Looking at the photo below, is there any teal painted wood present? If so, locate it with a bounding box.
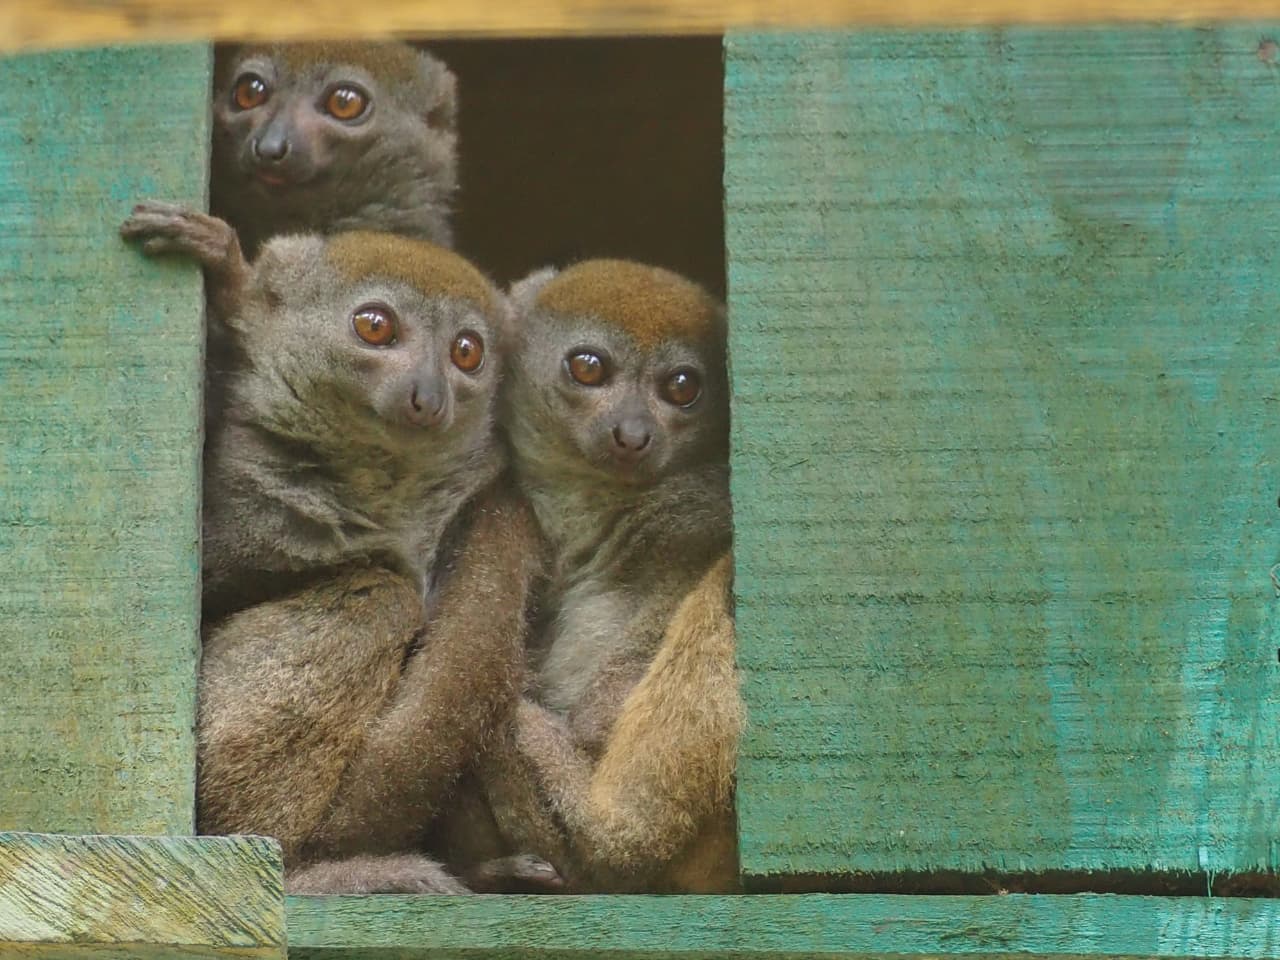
[286,892,1280,959]
[0,833,284,959]
[0,44,210,835]
[725,27,1280,879]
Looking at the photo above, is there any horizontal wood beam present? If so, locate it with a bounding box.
[286,892,1280,959]
[0,833,284,959]
[4,0,1280,53]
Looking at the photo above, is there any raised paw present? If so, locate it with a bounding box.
[120,200,243,276]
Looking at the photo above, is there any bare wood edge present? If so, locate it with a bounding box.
[0,833,285,958]
[3,0,1280,54]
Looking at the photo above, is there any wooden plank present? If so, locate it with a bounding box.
[0,44,209,835]
[285,892,1280,959]
[6,0,1280,55]
[0,833,284,959]
[725,26,1280,880]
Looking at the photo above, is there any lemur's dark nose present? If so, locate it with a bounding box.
[253,130,290,162]
[407,381,447,428]
[612,419,653,453]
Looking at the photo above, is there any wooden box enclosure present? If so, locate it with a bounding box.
[1,25,1279,959]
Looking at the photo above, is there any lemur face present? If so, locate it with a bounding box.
[212,42,455,196]
[508,260,729,486]
[234,232,503,457]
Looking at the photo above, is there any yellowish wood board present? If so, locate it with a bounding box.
[4,0,1280,53]
[0,833,284,960]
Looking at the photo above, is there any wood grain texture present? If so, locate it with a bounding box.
[6,0,1280,54]
[725,26,1280,880]
[286,892,1280,958]
[0,833,284,959]
[0,44,209,835]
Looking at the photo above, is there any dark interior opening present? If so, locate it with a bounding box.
[423,37,726,299]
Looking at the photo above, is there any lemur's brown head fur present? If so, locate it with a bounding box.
[535,260,724,351]
[272,42,426,87]
[327,232,497,314]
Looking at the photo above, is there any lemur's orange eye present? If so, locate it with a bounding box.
[325,85,368,121]
[232,74,269,111]
[662,368,702,407]
[567,351,607,386]
[450,331,485,373]
[352,304,398,346]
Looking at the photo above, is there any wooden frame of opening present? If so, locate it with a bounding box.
[2,19,1279,959]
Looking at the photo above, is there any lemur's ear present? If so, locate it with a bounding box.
[253,234,327,288]
[508,267,559,315]
[416,50,458,132]
[237,234,328,329]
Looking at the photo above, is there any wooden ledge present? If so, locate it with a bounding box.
[0,833,284,959]
[1,836,1276,958]
[286,891,1280,958]
[4,0,1280,54]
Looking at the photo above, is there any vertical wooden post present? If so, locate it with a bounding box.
[0,43,211,836]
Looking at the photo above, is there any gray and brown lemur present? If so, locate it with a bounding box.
[210,41,458,256]
[121,208,540,893]
[131,41,459,498]
[122,207,500,613]
[437,260,744,892]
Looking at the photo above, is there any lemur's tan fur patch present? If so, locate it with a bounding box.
[326,232,496,312]
[536,260,723,349]
[253,42,424,87]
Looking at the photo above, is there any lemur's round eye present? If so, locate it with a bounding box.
[352,304,398,346]
[662,368,702,407]
[232,74,269,111]
[567,351,607,386]
[451,331,485,373]
[325,85,368,121]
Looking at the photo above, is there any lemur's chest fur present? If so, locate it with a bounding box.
[536,581,640,713]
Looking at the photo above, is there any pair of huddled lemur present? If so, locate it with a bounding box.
[121,40,741,894]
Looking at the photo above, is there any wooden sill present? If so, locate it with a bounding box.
[285,891,1280,959]
[2,834,1278,958]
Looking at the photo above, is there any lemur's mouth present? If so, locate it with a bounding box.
[592,446,660,486]
[254,171,290,188]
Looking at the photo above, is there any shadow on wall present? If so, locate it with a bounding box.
[425,37,726,299]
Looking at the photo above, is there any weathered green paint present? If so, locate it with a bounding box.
[286,892,1280,959]
[725,27,1280,879]
[0,44,210,835]
[0,832,284,959]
